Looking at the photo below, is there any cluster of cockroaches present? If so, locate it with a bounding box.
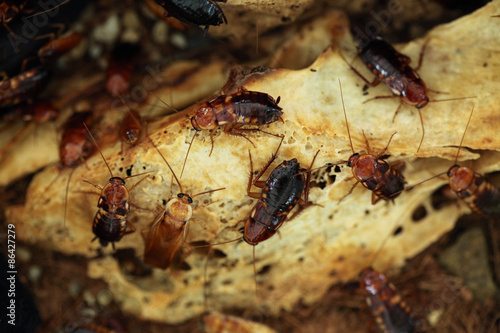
[2,1,498,332]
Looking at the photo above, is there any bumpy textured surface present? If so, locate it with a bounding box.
[5,1,500,325]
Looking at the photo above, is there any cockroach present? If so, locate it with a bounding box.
[57,111,94,230]
[142,137,224,269]
[106,42,140,98]
[0,66,50,109]
[119,109,142,146]
[83,124,150,249]
[203,137,318,297]
[0,100,58,161]
[37,32,83,64]
[190,89,283,155]
[409,106,500,216]
[243,136,318,246]
[332,80,405,204]
[154,0,227,35]
[360,267,422,333]
[342,36,474,152]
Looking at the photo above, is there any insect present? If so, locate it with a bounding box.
[342,36,473,152]
[142,137,224,269]
[0,1,28,41]
[360,267,422,333]
[410,106,500,216]
[119,109,142,147]
[0,100,58,161]
[333,80,405,205]
[243,136,318,246]
[37,32,83,64]
[0,66,51,109]
[143,0,189,31]
[204,137,319,297]
[190,89,283,155]
[82,124,150,249]
[153,0,227,35]
[106,42,140,98]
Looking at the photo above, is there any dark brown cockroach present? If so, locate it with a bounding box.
[0,100,58,161]
[142,137,224,269]
[106,42,140,98]
[332,80,405,205]
[360,267,422,333]
[342,36,474,152]
[0,66,50,109]
[243,136,318,246]
[83,124,150,249]
[203,137,319,297]
[154,0,227,35]
[190,89,283,155]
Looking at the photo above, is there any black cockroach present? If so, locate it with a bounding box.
[154,0,227,35]
[331,80,405,204]
[83,124,150,249]
[141,137,224,269]
[189,89,283,155]
[0,66,50,109]
[342,36,473,152]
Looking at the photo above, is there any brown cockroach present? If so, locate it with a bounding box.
[119,109,142,146]
[331,80,405,205]
[83,124,150,249]
[0,100,58,161]
[0,1,28,38]
[360,267,422,333]
[106,42,140,98]
[153,0,227,35]
[0,66,50,109]
[342,36,474,152]
[190,89,283,155]
[37,32,83,64]
[142,137,224,269]
[407,106,500,216]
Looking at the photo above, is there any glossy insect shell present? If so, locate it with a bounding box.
[244,159,305,246]
[92,177,130,246]
[154,0,226,27]
[348,153,405,202]
[190,91,283,131]
[0,67,51,109]
[359,37,429,108]
[120,110,141,144]
[360,267,418,333]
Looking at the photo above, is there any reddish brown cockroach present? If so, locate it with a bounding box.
[332,80,405,204]
[82,124,150,249]
[153,0,227,35]
[106,42,140,98]
[360,267,422,333]
[190,89,283,155]
[0,66,51,109]
[342,36,473,152]
[37,32,83,64]
[142,137,224,269]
